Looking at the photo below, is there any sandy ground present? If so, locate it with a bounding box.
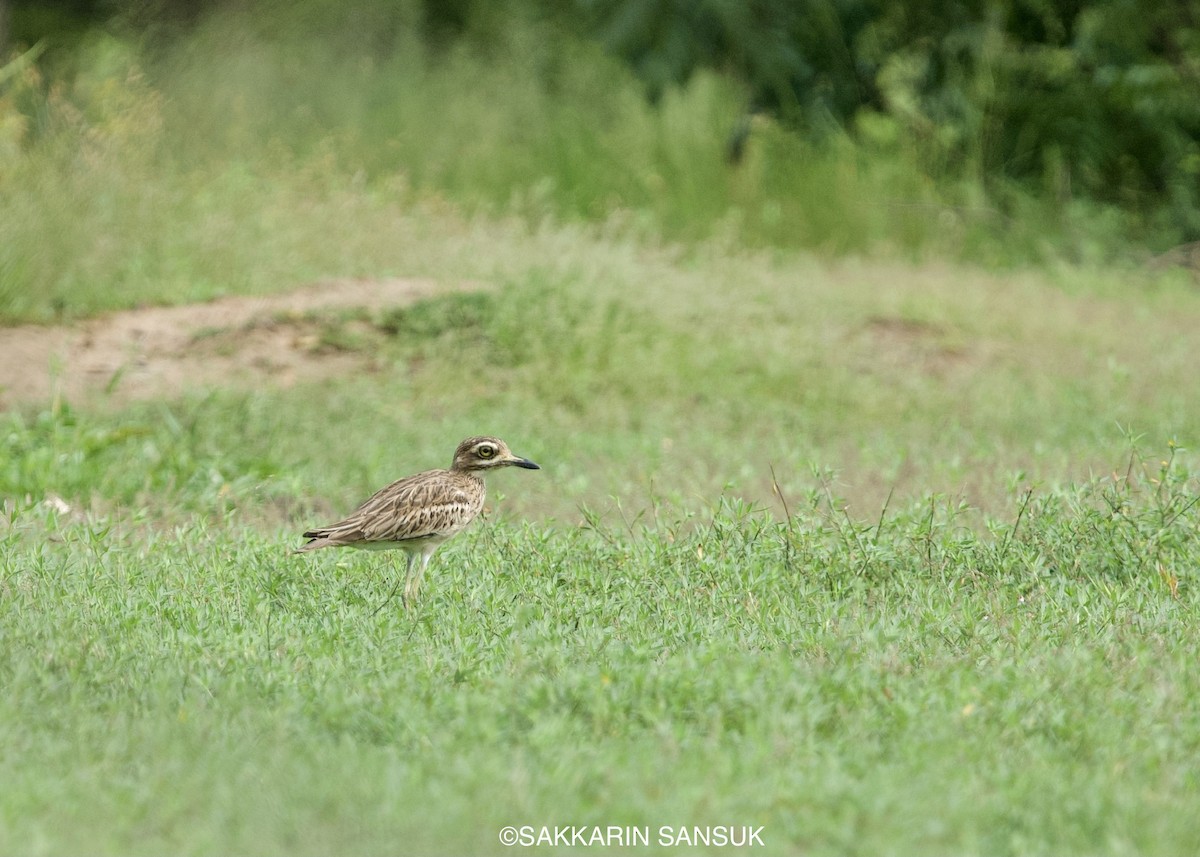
[0,277,483,410]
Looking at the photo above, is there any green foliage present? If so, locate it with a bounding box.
[576,0,878,124]
[870,1,1200,235]
[2,0,1195,324]
[574,0,1200,238]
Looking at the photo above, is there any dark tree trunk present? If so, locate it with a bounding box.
[0,0,10,57]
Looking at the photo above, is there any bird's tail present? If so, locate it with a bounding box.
[293,530,333,553]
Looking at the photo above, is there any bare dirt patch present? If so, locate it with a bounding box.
[0,277,484,410]
[849,315,974,379]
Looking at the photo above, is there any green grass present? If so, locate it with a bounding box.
[3,436,1199,855]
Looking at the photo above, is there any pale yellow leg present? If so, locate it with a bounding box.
[402,552,432,610]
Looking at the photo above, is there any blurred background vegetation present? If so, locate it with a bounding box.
[1,0,1198,321]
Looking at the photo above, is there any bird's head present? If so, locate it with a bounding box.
[450,436,540,473]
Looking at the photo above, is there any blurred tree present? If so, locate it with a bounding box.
[7,0,1199,238]
[576,0,882,126]
[573,0,1200,235]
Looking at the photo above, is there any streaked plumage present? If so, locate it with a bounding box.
[298,436,539,608]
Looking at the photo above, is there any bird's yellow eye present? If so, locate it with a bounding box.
[477,445,496,459]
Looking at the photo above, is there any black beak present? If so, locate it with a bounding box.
[513,457,540,470]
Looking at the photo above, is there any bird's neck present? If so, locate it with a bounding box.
[451,469,486,486]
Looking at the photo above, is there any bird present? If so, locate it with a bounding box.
[297,436,540,610]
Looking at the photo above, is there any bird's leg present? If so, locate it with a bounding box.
[404,552,432,610]
[401,551,421,611]
[372,552,413,617]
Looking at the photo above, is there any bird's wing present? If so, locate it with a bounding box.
[304,471,480,546]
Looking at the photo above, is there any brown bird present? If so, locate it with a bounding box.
[297,436,540,609]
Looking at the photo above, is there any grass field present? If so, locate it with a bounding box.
[2,426,1199,855]
[4,11,1200,855]
[4,225,1200,854]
